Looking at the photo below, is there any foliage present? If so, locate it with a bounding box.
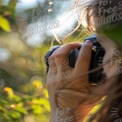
[0,0,17,32]
[0,81,50,122]
[0,1,51,122]
[0,36,51,122]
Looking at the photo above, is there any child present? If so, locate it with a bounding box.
[46,0,122,121]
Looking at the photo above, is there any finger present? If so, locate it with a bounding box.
[52,42,80,57]
[48,57,57,74]
[74,40,93,79]
[52,42,80,71]
[55,59,69,72]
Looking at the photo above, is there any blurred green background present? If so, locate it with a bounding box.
[0,0,90,122]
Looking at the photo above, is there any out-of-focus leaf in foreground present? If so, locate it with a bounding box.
[0,15,11,32]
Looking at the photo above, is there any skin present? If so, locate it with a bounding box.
[46,37,118,122]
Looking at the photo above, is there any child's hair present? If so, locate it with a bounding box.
[75,0,122,121]
[79,0,122,31]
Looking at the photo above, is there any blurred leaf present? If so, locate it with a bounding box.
[2,113,11,121]
[0,99,9,105]
[8,111,21,119]
[0,6,14,16]
[32,104,43,114]
[0,106,7,113]
[15,107,28,115]
[43,89,48,98]
[12,95,22,102]
[8,0,17,9]
[39,98,50,111]
[0,15,11,32]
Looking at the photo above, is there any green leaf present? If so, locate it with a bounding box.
[2,113,11,121]
[0,16,11,32]
[15,107,28,114]
[32,104,43,114]
[0,99,9,105]
[38,98,50,111]
[8,111,21,119]
[0,106,7,113]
